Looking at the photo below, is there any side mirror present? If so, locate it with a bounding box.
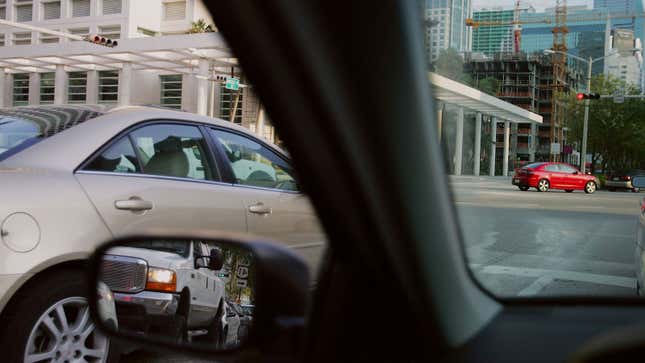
[209,247,224,270]
[89,235,309,358]
[633,176,645,188]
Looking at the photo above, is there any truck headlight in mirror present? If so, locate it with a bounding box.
[92,238,258,351]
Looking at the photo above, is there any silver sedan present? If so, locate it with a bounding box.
[0,105,325,362]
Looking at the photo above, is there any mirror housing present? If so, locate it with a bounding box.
[209,247,224,270]
[88,234,309,360]
[633,176,645,188]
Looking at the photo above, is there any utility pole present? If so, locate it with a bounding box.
[580,56,592,173]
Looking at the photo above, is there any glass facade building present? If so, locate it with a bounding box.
[422,0,472,62]
[472,9,514,56]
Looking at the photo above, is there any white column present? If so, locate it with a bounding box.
[503,121,511,177]
[454,107,464,176]
[196,59,209,116]
[0,69,6,108]
[118,63,132,106]
[436,102,443,142]
[54,65,66,104]
[529,123,537,162]
[28,73,39,105]
[474,113,482,176]
[256,105,266,138]
[86,70,98,104]
[489,117,497,176]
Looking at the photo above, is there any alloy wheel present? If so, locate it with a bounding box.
[24,297,109,363]
[586,182,596,194]
[538,180,549,192]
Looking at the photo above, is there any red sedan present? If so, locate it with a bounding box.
[512,162,599,193]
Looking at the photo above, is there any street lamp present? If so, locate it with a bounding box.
[542,48,638,173]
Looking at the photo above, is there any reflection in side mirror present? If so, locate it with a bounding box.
[633,176,645,188]
[95,239,257,351]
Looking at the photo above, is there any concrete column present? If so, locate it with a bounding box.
[118,63,133,106]
[489,117,497,176]
[86,70,98,104]
[474,113,482,176]
[454,107,464,176]
[436,102,444,142]
[196,59,209,116]
[54,65,67,104]
[28,73,39,105]
[503,121,511,177]
[256,104,266,138]
[529,123,537,162]
[0,69,6,108]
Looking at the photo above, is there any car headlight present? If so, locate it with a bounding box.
[146,267,177,292]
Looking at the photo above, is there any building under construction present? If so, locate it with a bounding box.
[464,52,583,163]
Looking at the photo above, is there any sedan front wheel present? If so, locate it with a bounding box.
[585,181,597,194]
[537,179,550,192]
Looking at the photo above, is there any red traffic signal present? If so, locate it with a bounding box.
[576,93,600,100]
[87,34,118,48]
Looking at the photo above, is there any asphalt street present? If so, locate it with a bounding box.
[452,175,642,297]
[124,176,643,361]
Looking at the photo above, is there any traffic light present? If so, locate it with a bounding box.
[85,34,118,48]
[214,75,228,82]
[576,93,600,100]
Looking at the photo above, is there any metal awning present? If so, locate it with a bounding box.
[0,32,237,77]
[430,72,543,124]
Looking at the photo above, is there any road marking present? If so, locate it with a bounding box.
[517,276,553,296]
[477,264,635,289]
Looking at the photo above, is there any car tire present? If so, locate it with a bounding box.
[537,179,550,192]
[584,181,597,194]
[206,301,225,348]
[0,269,120,363]
[519,186,529,191]
[565,190,574,193]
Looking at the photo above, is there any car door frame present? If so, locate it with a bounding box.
[76,119,227,183]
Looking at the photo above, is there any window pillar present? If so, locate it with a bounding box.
[54,65,66,104]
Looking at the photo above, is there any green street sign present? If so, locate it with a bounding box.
[225,77,240,91]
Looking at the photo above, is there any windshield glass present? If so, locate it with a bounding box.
[423,0,645,298]
[130,240,190,257]
[0,117,41,158]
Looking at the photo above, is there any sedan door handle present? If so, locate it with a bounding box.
[248,202,272,215]
[114,197,153,211]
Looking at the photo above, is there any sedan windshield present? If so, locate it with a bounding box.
[0,117,41,159]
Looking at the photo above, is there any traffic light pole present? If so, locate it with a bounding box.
[580,56,592,174]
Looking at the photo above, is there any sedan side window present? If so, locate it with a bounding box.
[560,165,577,174]
[84,136,140,174]
[210,129,298,191]
[130,124,214,180]
[544,164,560,172]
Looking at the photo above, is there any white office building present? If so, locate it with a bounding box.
[604,29,643,89]
[0,0,277,143]
[423,0,472,62]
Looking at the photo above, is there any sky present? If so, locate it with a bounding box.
[472,0,594,12]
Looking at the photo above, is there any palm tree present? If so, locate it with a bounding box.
[188,19,215,33]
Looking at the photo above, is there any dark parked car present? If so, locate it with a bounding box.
[512,162,599,193]
[606,170,645,192]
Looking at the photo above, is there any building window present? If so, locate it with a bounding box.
[13,32,31,45]
[15,2,33,22]
[13,74,29,106]
[0,34,5,46]
[42,1,60,20]
[98,70,119,104]
[0,0,6,20]
[102,0,121,14]
[68,71,87,103]
[68,27,89,41]
[160,74,182,109]
[220,86,243,124]
[72,0,91,17]
[40,72,55,104]
[163,1,186,21]
[99,25,121,39]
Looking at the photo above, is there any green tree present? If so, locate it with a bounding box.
[433,48,472,85]
[475,77,500,96]
[188,19,216,33]
[561,74,645,173]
